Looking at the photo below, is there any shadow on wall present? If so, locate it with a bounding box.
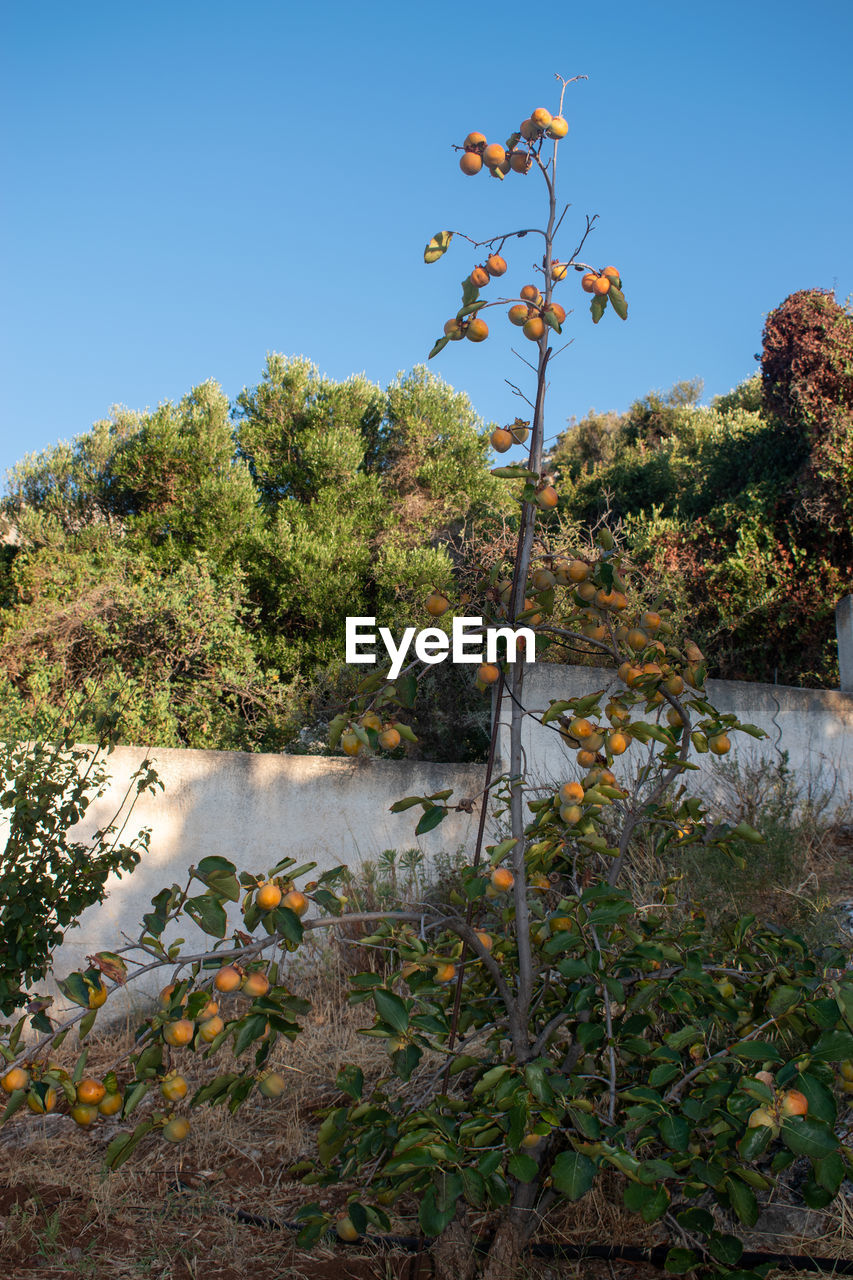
[46,748,493,1017]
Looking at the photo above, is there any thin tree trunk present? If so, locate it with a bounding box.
[432,1203,478,1280]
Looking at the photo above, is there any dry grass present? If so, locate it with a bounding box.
[2,826,852,1277]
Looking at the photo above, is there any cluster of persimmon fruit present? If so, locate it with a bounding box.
[457,107,569,178]
[0,885,307,1141]
[341,711,404,757]
[426,552,733,758]
[746,1072,809,1134]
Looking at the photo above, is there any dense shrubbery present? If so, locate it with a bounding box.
[1,362,504,757]
[2,294,849,757]
[548,289,853,687]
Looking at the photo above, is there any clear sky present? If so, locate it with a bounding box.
[2,1,851,480]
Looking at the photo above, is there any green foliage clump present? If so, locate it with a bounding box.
[549,333,852,688]
[0,712,161,1017]
[1,360,507,758]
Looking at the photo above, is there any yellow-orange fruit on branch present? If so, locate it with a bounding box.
[256,882,282,911]
[242,971,270,998]
[198,1015,225,1042]
[466,317,489,342]
[592,275,611,295]
[544,302,566,324]
[435,962,456,984]
[483,143,506,168]
[76,1078,106,1106]
[283,889,309,916]
[509,150,531,173]
[547,116,569,138]
[1,1067,29,1093]
[162,1116,190,1143]
[485,254,507,276]
[463,132,486,149]
[443,318,465,340]
[161,1072,189,1102]
[460,152,482,176]
[258,1071,287,1098]
[534,485,558,510]
[469,266,489,288]
[70,1103,99,1126]
[602,266,621,285]
[426,590,450,616]
[491,867,514,892]
[478,662,501,685]
[581,273,599,293]
[163,1018,195,1047]
[523,316,545,341]
[378,727,401,750]
[519,118,540,141]
[520,284,541,303]
[551,261,569,281]
[214,965,242,993]
[491,427,513,451]
[507,304,528,326]
[531,107,552,129]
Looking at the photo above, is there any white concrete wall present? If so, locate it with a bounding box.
[40,748,491,1015]
[21,662,853,1029]
[495,662,853,812]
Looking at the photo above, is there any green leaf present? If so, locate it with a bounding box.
[396,673,418,709]
[415,806,446,836]
[708,1232,743,1266]
[336,1064,364,1100]
[624,1181,669,1222]
[551,1150,595,1200]
[659,1113,689,1152]
[77,1010,97,1041]
[795,1071,837,1125]
[726,1176,758,1227]
[766,984,800,1016]
[728,1040,782,1062]
[490,465,539,480]
[815,1149,845,1195]
[395,722,418,743]
[810,1029,853,1061]
[184,895,227,938]
[429,335,450,360]
[103,1119,155,1170]
[424,230,453,263]
[508,1152,539,1182]
[543,309,562,334]
[780,1116,839,1159]
[461,277,479,308]
[419,1185,455,1237]
[664,1248,698,1274]
[389,795,426,813]
[373,989,409,1035]
[737,1123,772,1160]
[608,285,628,320]
[272,904,304,946]
[591,294,607,324]
[730,821,764,845]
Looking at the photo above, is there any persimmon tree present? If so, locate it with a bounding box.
[3,76,853,1280]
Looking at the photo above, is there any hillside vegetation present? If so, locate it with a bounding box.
[1,290,850,758]
[549,288,852,687]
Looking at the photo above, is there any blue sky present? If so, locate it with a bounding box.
[2,1,851,480]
